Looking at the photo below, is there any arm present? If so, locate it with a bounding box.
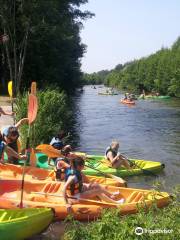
[5,145,27,160]
[62,175,75,213]
[0,107,14,116]
[15,118,29,129]
[107,151,121,165]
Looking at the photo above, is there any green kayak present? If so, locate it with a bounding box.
[34,153,165,177]
[0,208,54,240]
[143,95,171,100]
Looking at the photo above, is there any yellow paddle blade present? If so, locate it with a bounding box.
[30,148,37,167]
[36,144,62,158]
[31,82,37,95]
[8,81,13,97]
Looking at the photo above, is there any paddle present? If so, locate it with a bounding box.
[19,93,38,208]
[31,191,123,207]
[35,144,126,185]
[8,81,15,124]
[84,161,126,185]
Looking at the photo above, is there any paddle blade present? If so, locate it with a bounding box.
[36,144,62,158]
[31,82,37,95]
[8,81,13,97]
[30,148,37,167]
[28,94,38,125]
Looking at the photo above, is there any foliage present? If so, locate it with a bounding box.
[82,70,110,85]
[0,0,94,94]
[64,186,179,240]
[15,89,73,147]
[83,37,180,97]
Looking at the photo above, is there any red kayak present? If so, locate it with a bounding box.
[120,99,135,105]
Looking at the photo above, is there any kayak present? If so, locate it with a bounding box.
[0,179,170,221]
[120,99,135,105]
[139,95,171,100]
[0,208,53,240]
[98,92,118,95]
[35,153,165,177]
[0,163,126,187]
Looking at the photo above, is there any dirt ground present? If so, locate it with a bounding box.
[0,96,13,128]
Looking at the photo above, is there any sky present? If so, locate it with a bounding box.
[80,0,180,73]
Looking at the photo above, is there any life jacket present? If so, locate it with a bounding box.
[0,141,5,160]
[64,168,83,195]
[55,157,70,181]
[50,137,64,150]
[105,146,118,160]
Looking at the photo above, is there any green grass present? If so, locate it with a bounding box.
[63,185,179,240]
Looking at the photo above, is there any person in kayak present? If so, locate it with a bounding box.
[105,141,131,169]
[1,118,29,164]
[0,132,27,163]
[62,156,125,212]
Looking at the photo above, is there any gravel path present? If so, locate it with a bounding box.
[0,99,14,128]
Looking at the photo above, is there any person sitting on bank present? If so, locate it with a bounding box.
[105,141,131,169]
[0,132,27,164]
[62,156,125,213]
[1,118,29,164]
[0,107,14,117]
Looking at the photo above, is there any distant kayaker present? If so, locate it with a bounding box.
[105,141,131,169]
[0,107,14,117]
[62,156,125,213]
[0,132,27,164]
[1,118,29,164]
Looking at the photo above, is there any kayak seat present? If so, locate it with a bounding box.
[41,182,62,194]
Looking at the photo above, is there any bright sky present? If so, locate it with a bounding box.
[80,0,180,73]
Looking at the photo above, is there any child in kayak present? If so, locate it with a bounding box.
[0,132,27,163]
[105,141,131,169]
[62,156,125,212]
[1,118,29,164]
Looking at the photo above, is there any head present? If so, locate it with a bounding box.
[110,141,119,152]
[7,127,19,141]
[70,156,85,171]
[57,130,66,139]
[61,145,72,155]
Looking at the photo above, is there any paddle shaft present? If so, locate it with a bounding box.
[19,126,31,208]
[85,161,125,184]
[32,191,121,206]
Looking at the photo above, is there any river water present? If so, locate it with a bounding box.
[32,85,180,239]
[72,85,180,191]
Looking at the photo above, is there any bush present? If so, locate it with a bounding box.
[15,89,72,148]
[63,186,179,240]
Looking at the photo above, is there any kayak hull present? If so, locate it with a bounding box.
[0,180,170,221]
[0,163,126,187]
[0,208,53,240]
[34,153,165,177]
[120,99,135,105]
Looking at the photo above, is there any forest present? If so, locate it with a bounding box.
[0,0,93,95]
[83,37,180,97]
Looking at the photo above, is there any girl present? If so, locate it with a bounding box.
[62,156,124,212]
[105,141,131,169]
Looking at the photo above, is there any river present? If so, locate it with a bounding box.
[32,85,180,239]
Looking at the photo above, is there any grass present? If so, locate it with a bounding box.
[63,185,179,240]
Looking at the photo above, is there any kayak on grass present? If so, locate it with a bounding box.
[34,153,165,177]
[0,163,126,187]
[0,179,170,221]
[0,208,53,240]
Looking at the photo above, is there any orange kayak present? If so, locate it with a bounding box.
[0,163,126,187]
[0,179,170,221]
[120,99,135,105]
